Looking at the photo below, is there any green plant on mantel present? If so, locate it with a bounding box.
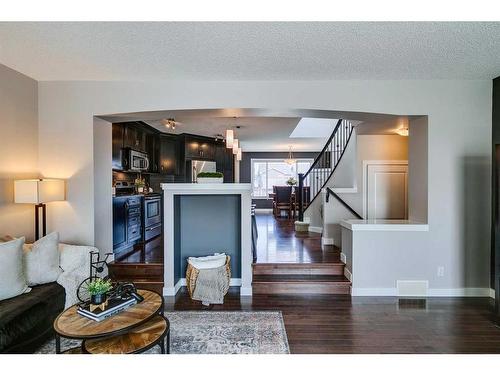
[287,177,297,186]
[86,278,112,296]
[197,172,224,178]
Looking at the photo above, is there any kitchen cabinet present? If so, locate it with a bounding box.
[159,134,179,175]
[112,196,128,251]
[215,143,234,183]
[124,123,146,152]
[146,133,160,173]
[184,135,216,160]
[112,124,125,170]
[113,195,143,256]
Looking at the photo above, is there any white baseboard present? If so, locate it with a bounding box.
[321,236,333,246]
[490,288,495,299]
[255,208,273,213]
[344,267,352,282]
[352,287,494,297]
[240,287,253,296]
[164,278,242,296]
[340,252,347,264]
[309,226,323,234]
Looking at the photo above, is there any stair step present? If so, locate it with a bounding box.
[252,274,351,295]
[252,262,344,275]
[108,262,163,279]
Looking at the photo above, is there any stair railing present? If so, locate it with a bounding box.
[325,187,363,219]
[297,119,355,221]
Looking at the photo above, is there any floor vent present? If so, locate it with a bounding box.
[397,280,428,297]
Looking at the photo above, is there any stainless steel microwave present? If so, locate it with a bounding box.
[123,148,149,172]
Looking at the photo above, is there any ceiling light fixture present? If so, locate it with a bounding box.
[396,127,409,137]
[232,139,239,155]
[237,148,242,161]
[162,118,178,130]
[226,129,234,148]
[285,146,297,165]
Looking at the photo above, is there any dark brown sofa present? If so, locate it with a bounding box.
[0,282,65,353]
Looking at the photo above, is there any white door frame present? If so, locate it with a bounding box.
[362,160,409,219]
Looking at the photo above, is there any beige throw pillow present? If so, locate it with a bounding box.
[23,232,62,286]
[0,237,30,301]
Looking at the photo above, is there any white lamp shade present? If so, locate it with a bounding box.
[236,148,242,161]
[232,139,239,154]
[14,179,65,204]
[225,129,234,148]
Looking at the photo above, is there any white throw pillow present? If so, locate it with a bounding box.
[59,243,97,273]
[188,253,227,269]
[0,237,30,301]
[23,232,62,286]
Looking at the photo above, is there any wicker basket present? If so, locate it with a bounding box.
[186,255,231,298]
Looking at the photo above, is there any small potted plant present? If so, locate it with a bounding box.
[197,172,224,184]
[134,176,146,193]
[87,278,112,305]
[286,177,297,186]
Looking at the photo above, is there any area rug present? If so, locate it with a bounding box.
[36,311,290,354]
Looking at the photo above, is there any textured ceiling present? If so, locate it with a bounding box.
[0,22,499,81]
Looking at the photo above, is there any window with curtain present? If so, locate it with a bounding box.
[251,159,313,198]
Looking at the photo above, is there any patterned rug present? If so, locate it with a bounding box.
[36,311,290,354]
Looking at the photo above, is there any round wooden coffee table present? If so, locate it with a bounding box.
[53,289,169,354]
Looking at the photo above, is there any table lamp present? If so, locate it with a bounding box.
[14,179,66,240]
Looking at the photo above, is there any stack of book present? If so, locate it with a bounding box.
[77,296,137,322]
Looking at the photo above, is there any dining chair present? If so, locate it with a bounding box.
[273,186,293,219]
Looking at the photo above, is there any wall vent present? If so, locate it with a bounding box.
[397,280,428,297]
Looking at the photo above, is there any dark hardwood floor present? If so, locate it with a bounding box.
[255,212,339,263]
[166,287,500,354]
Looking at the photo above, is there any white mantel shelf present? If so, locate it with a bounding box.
[341,219,429,232]
[161,183,253,297]
[161,183,252,193]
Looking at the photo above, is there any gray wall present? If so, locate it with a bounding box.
[0,64,38,241]
[174,194,241,284]
[240,151,318,208]
[34,79,491,293]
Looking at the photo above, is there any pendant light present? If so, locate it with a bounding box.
[285,146,296,165]
[237,148,242,161]
[225,129,234,148]
[233,139,239,154]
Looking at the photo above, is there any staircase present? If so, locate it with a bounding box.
[108,262,164,295]
[297,119,356,221]
[252,245,351,295]
[252,118,359,296]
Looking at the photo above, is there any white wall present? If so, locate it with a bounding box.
[37,80,492,292]
[408,116,428,223]
[306,133,409,242]
[0,64,38,241]
[340,134,409,217]
[93,118,113,256]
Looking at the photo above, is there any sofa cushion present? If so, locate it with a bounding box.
[23,232,62,286]
[0,282,65,353]
[0,237,30,301]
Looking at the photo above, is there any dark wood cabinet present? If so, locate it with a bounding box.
[215,143,234,183]
[159,134,179,175]
[146,133,160,173]
[123,123,146,152]
[112,124,125,170]
[184,135,216,160]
